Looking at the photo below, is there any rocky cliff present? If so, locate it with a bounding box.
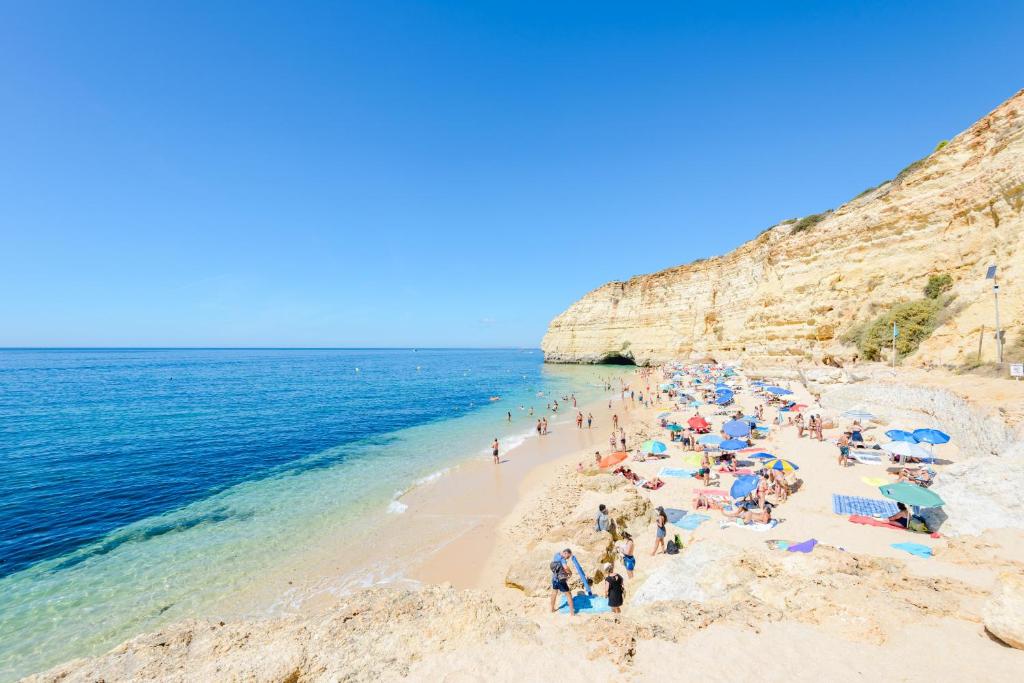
[542,90,1024,366]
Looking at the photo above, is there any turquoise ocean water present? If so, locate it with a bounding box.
[0,349,627,680]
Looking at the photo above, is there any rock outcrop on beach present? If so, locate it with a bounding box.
[542,90,1024,367]
[985,572,1024,650]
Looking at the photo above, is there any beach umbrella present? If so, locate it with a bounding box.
[912,428,950,445]
[879,482,944,508]
[689,400,703,407]
[641,440,667,454]
[680,452,703,467]
[719,438,748,451]
[730,475,760,499]
[666,424,683,432]
[598,451,629,468]
[765,386,793,396]
[688,416,709,430]
[722,419,751,437]
[790,404,809,412]
[765,458,799,472]
[715,394,733,406]
[841,409,876,421]
[697,434,723,445]
[886,429,919,443]
[748,452,776,461]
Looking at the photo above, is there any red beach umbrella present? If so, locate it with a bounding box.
[687,416,709,430]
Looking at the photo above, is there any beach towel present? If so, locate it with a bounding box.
[663,509,710,531]
[832,494,898,517]
[851,450,883,464]
[659,467,697,479]
[891,542,933,558]
[860,476,890,487]
[717,467,753,475]
[721,519,778,532]
[848,515,941,537]
[642,479,664,490]
[557,593,611,614]
[786,538,818,553]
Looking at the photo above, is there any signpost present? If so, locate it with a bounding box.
[1011,363,1023,380]
[987,265,1003,365]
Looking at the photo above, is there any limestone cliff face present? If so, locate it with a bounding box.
[542,90,1024,366]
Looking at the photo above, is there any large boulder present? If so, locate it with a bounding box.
[984,572,1024,649]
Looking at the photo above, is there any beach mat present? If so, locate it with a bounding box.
[717,467,753,475]
[832,494,898,517]
[659,467,696,478]
[848,515,940,537]
[557,593,611,614]
[851,450,883,464]
[891,542,933,558]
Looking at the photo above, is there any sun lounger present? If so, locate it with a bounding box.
[851,449,883,464]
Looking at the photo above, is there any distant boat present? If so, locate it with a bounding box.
[489,396,502,402]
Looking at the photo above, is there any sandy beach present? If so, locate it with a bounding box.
[30,362,1024,682]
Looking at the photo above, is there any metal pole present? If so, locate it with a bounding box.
[993,277,1003,365]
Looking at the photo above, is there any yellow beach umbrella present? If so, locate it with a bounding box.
[764,458,799,472]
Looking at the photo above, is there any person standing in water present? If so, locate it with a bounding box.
[492,438,499,464]
[507,411,512,422]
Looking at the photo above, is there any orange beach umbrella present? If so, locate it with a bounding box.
[599,451,629,468]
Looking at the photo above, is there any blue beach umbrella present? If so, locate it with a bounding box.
[698,434,723,446]
[690,400,703,407]
[765,458,799,472]
[666,424,683,432]
[748,452,776,461]
[765,386,793,396]
[722,419,751,437]
[719,438,748,451]
[885,429,918,443]
[730,474,760,500]
[913,428,950,445]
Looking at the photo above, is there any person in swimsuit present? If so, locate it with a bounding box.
[603,563,624,613]
[587,413,593,429]
[889,502,910,528]
[492,438,499,464]
[617,531,635,578]
[652,506,668,555]
[838,432,851,467]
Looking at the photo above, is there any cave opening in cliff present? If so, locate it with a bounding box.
[599,354,636,365]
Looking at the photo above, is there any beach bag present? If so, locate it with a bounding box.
[908,517,930,533]
[666,540,679,555]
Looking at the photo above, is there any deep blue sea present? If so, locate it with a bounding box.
[0,348,624,680]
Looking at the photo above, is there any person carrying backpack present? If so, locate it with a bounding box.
[549,549,575,615]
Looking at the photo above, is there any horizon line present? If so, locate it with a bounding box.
[0,346,542,351]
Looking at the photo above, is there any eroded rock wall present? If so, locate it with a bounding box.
[542,90,1024,366]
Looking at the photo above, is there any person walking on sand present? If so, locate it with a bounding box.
[549,550,575,615]
[652,507,668,555]
[603,563,624,613]
[612,414,619,430]
[609,432,616,450]
[576,412,583,429]
[542,417,548,435]
[492,438,499,464]
[587,412,593,429]
[838,431,852,467]
[537,419,542,437]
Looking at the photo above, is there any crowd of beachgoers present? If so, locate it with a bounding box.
[547,362,950,615]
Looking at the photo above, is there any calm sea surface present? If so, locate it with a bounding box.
[0,348,626,680]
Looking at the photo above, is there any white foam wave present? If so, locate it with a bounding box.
[387,500,408,514]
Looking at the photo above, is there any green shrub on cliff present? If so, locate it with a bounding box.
[924,273,953,299]
[844,298,946,361]
[789,211,831,235]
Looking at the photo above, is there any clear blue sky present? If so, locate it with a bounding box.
[2,1,1021,347]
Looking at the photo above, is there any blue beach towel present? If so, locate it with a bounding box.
[659,467,697,478]
[667,510,710,530]
[557,593,611,614]
[786,538,818,553]
[891,542,933,558]
[832,494,898,517]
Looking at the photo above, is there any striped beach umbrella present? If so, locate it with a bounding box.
[765,458,799,472]
[641,440,667,454]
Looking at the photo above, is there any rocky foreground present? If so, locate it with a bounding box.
[541,89,1024,367]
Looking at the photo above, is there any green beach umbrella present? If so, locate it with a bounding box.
[641,439,667,454]
[879,482,944,508]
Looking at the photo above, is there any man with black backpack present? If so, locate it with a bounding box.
[549,548,575,615]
